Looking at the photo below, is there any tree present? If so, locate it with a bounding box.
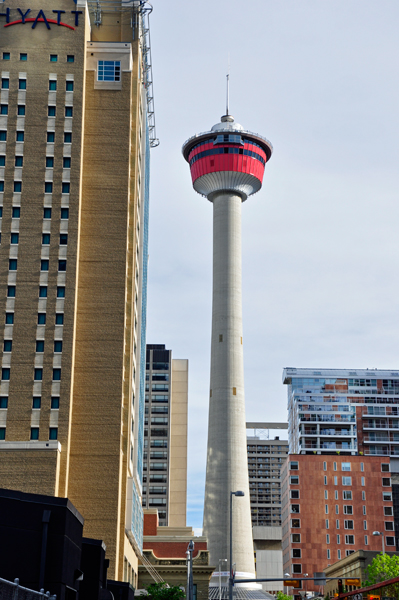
[277,591,292,600]
[144,582,186,600]
[364,553,399,598]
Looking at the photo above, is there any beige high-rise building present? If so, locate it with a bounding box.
[0,0,157,584]
[142,345,188,528]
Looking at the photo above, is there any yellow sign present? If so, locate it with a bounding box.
[346,579,361,586]
[367,596,380,600]
[284,580,301,588]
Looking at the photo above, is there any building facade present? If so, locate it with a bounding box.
[0,0,156,583]
[247,427,288,527]
[143,344,188,527]
[281,455,395,592]
[283,368,399,457]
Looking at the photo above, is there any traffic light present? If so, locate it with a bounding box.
[368,596,380,600]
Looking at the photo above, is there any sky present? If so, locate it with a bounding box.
[145,0,399,532]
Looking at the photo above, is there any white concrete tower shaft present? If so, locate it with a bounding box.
[204,191,254,575]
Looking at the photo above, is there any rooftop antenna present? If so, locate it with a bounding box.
[226,54,230,115]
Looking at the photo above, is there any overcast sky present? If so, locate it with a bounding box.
[145,0,399,531]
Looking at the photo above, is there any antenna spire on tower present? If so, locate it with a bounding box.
[226,55,230,116]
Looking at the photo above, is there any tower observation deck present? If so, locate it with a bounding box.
[182,114,273,595]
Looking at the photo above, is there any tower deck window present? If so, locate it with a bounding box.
[98,61,121,82]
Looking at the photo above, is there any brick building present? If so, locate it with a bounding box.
[281,455,394,592]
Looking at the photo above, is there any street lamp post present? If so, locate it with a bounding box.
[229,491,245,600]
[186,540,195,600]
[303,573,308,599]
[284,572,290,596]
[219,558,227,600]
[373,531,385,555]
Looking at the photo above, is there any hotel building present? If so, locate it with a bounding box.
[0,0,157,584]
[142,344,188,528]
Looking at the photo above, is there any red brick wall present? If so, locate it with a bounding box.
[281,455,393,591]
[143,541,208,559]
[144,513,158,536]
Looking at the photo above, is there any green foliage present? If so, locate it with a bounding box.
[364,553,399,597]
[144,582,186,600]
[276,591,292,600]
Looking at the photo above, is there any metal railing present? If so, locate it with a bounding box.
[0,577,56,600]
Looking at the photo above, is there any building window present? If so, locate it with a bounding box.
[44,182,53,194]
[291,490,300,499]
[3,340,12,352]
[47,132,55,143]
[49,427,58,440]
[291,534,301,543]
[9,259,17,271]
[363,506,366,515]
[365,535,368,545]
[54,341,63,353]
[61,208,69,219]
[7,286,15,297]
[45,158,54,169]
[0,156,4,166]
[345,535,355,544]
[337,534,340,544]
[0,181,4,192]
[30,428,39,440]
[10,233,19,244]
[57,286,65,298]
[16,131,24,142]
[382,478,391,487]
[291,519,300,528]
[67,55,75,63]
[0,131,6,141]
[385,522,394,531]
[292,549,301,558]
[34,368,43,381]
[17,105,25,115]
[58,260,67,272]
[12,207,20,218]
[326,519,329,529]
[341,462,351,471]
[32,397,41,409]
[15,156,23,167]
[55,313,64,325]
[344,520,354,530]
[326,534,330,544]
[291,504,300,513]
[42,233,50,245]
[64,132,72,144]
[13,182,21,193]
[53,369,61,381]
[0,397,8,409]
[5,313,14,324]
[323,462,327,471]
[18,79,26,90]
[66,80,74,91]
[292,564,301,574]
[65,107,73,117]
[63,157,71,169]
[37,314,46,325]
[384,506,393,516]
[39,286,47,298]
[0,105,8,115]
[342,477,352,486]
[36,340,44,353]
[1,368,10,381]
[97,60,120,82]
[361,477,365,486]
[62,182,70,194]
[20,53,27,61]
[48,106,56,117]
[386,537,395,546]
[324,475,327,485]
[43,207,51,219]
[334,476,338,485]
[335,505,339,514]
[290,476,299,485]
[50,54,58,62]
[338,549,341,559]
[362,491,366,500]
[327,549,330,559]
[325,505,328,514]
[343,506,353,515]
[41,260,49,271]
[49,80,57,91]
[383,492,392,501]
[325,491,328,499]
[51,397,60,409]
[1,78,9,89]
[2,53,10,60]
[382,463,390,472]
[336,520,340,529]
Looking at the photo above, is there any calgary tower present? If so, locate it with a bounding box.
[182,96,273,592]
